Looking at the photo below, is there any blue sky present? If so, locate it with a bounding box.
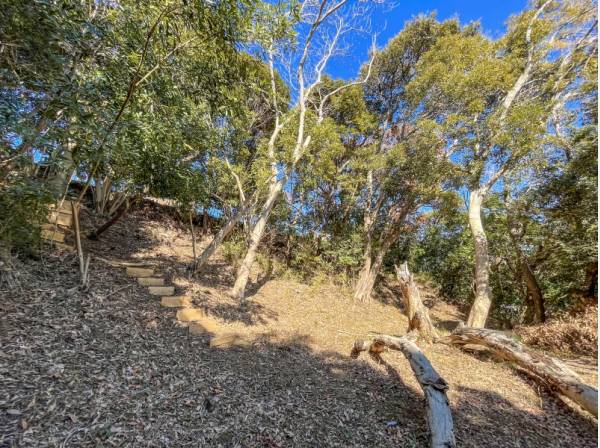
[326,0,528,80]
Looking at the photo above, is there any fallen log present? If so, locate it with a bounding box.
[443,324,597,417]
[395,262,439,341]
[352,332,456,448]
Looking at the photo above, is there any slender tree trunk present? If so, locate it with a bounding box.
[466,188,493,328]
[194,208,245,272]
[230,178,284,300]
[521,260,546,324]
[354,200,411,302]
[505,200,546,324]
[87,199,129,240]
[396,262,439,341]
[583,262,598,301]
[189,211,197,260]
[444,325,598,417]
[202,209,209,236]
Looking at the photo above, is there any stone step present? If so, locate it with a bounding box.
[126,267,154,277]
[209,332,255,348]
[161,296,192,308]
[41,229,65,243]
[176,308,206,322]
[50,200,74,214]
[48,211,73,227]
[148,286,175,296]
[189,318,219,335]
[138,277,164,286]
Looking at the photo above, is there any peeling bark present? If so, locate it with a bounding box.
[444,325,598,417]
[351,332,456,448]
[466,188,493,328]
[395,262,439,341]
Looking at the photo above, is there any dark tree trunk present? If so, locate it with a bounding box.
[88,199,129,240]
[521,260,546,324]
[202,209,209,236]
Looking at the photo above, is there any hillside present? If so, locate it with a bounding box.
[1,207,596,447]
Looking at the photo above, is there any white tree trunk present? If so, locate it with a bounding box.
[466,188,493,328]
[230,178,284,300]
[445,325,598,417]
[351,333,456,448]
[194,207,245,272]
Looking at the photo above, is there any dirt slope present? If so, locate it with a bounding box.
[0,207,597,447]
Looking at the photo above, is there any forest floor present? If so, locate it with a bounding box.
[0,202,597,447]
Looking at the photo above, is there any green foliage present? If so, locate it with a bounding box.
[0,177,53,255]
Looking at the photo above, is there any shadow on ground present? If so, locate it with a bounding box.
[1,252,597,448]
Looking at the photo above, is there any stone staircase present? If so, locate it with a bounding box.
[125,266,251,347]
[41,200,75,250]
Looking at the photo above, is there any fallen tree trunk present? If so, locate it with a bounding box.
[395,262,439,341]
[352,332,456,448]
[443,325,597,417]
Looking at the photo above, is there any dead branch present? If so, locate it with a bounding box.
[442,324,597,417]
[351,332,456,448]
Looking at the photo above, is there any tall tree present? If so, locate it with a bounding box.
[410,0,596,327]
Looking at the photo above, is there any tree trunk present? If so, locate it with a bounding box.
[505,201,546,324]
[396,262,439,341]
[444,325,598,417]
[583,262,598,301]
[47,141,75,199]
[230,178,284,300]
[466,188,493,328]
[354,257,375,301]
[354,201,376,301]
[354,199,413,302]
[193,208,245,272]
[521,260,546,324]
[87,199,129,240]
[189,211,197,260]
[351,333,456,448]
[202,209,210,236]
[354,242,391,301]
